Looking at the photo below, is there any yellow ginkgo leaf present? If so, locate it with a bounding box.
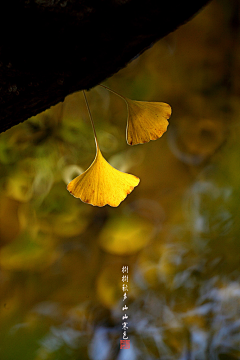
[67,146,140,207]
[126,99,171,145]
[99,85,171,146]
[67,90,140,207]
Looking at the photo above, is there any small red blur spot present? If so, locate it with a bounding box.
[120,340,130,349]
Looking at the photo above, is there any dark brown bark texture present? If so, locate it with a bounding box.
[0,0,209,133]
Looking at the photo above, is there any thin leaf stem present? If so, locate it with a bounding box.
[83,90,99,149]
[99,84,127,102]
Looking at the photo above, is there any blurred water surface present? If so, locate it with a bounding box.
[1,0,240,359]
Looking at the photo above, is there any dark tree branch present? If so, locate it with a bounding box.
[0,0,210,133]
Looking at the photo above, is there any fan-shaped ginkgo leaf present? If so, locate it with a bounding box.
[126,99,171,145]
[67,146,140,207]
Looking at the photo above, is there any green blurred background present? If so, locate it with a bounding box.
[1,0,240,358]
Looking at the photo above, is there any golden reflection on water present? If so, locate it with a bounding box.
[1,0,240,359]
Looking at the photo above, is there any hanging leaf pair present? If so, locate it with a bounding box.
[67,87,171,207]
